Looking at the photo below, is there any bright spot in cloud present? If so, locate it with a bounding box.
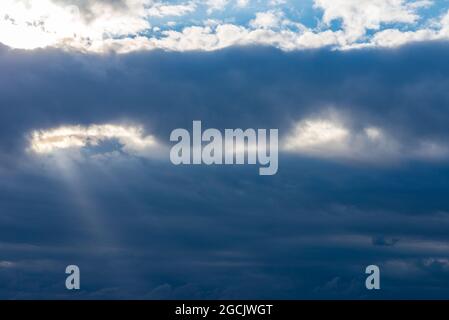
[283,113,449,163]
[0,0,151,50]
[282,115,397,160]
[29,124,159,158]
[364,126,383,140]
[283,118,350,152]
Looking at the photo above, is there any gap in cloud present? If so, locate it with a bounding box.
[28,123,165,161]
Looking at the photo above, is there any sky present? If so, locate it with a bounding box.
[2,0,449,299]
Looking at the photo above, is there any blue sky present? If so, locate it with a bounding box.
[2,1,449,299]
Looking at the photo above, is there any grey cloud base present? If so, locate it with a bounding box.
[1,42,449,298]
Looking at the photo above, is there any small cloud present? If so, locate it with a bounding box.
[249,11,283,29]
[283,118,350,153]
[269,0,287,6]
[0,261,16,268]
[423,258,449,272]
[205,0,229,14]
[372,236,400,247]
[147,2,197,18]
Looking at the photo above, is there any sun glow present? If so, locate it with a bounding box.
[283,118,350,152]
[0,0,150,50]
[29,124,157,155]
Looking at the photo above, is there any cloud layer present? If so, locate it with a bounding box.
[2,0,449,53]
[1,42,449,298]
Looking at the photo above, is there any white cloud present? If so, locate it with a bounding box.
[206,0,229,14]
[314,0,431,43]
[236,0,250,8]
[146,23,345,52]
[131,4,449,52]
[0,0,448,53]
[269,0,287,6]
[366,28,437,47]
[29,124,162,159]
[249,11,283,29]
[147,2,197,17]
[282,111,449,163]
[284,119,350,153]
[0,0,152,50]
[342,8,449,49]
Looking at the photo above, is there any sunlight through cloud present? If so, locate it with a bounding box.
[29,123,160,158]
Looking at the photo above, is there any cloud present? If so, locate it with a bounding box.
[345,8,449,49]
[206,0,229,14]
[249,11,283,29]
[235,0,249,8]
[424,258,449,271]
[372,236,400,246]
[282,115,401,161]
[314,0,431,42]
[282,108,449,163]
[0,261,15,268]
[145,23,344,52]
[3,42,449,164]
[147,1,197,18]
[2,43,449,298]
[0,0,151,50]
[28,123,163,159]
[0,0,448,53]
[283,117,350,153]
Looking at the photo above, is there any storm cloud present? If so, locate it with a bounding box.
[1,41,449,298]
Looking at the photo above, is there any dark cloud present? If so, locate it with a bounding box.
[1,42,449,298]
[372,236,400,247]
[3,42,449,154]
